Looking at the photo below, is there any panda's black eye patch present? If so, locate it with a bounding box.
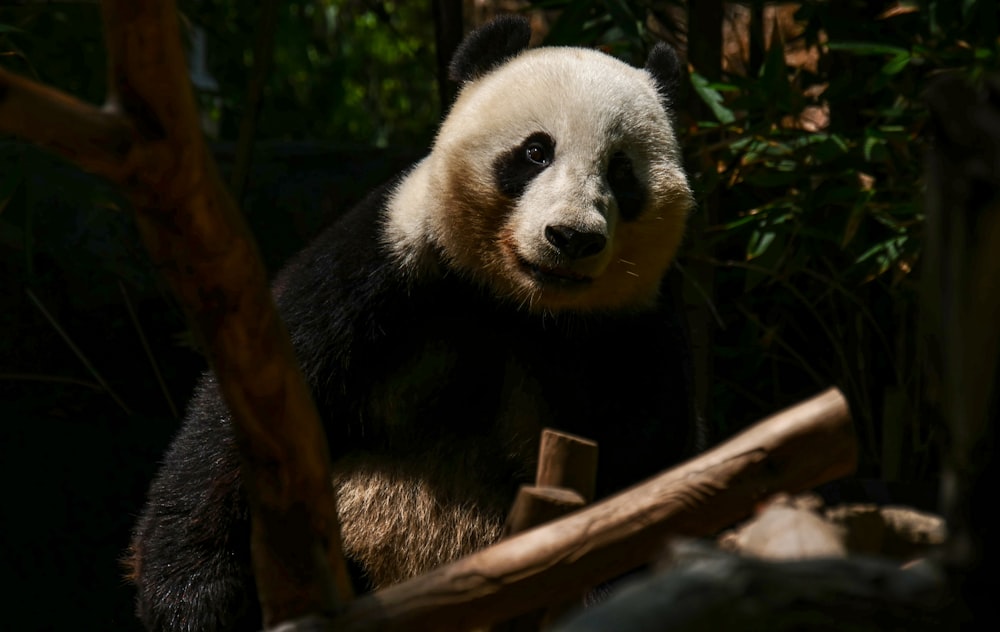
[608,150,645,221]
[494,132,555,199]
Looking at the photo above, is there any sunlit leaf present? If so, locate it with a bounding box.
[690,71,735,124]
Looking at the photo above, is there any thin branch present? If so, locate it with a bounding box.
[0,373,103,391]
[25,288,132,415]
[118,280,179,419]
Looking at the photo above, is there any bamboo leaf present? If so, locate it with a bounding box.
[690,71,736,124]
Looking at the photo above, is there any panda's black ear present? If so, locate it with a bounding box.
[645,42,683,113]
[448,15,532,84]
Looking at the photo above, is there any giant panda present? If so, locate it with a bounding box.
[128,15,697,632]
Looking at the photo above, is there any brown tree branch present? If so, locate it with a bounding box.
[335,387,856,631]
[2,1,354,626]
[0,66,134,180]
[99,1,354,625]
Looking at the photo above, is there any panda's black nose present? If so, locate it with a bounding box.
[544,224,607,259]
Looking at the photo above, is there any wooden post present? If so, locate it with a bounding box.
[494,429,598,631]
[535,429,599,502]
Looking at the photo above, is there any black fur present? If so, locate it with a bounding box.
[644,42,683,114]
[448,14,532,84]
[130,179,695,631]
[607,151,645,222]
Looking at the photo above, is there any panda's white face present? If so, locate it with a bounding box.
[386,46,691,313]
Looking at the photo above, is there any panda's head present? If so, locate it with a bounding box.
[386,16,692,313]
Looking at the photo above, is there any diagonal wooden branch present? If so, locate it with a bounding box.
[1,1,353,626]
[335,388,856,632]
[0,67,134,180]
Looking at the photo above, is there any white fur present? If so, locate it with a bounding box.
[386,46,692,312]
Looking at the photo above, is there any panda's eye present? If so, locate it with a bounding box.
[494,132,555,199]
[525,143,550,166]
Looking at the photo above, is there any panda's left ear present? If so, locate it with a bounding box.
[449,15,532,84]
[644,42,683,113]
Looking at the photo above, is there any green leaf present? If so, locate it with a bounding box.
[855,235,908,277]
[0,24,24,35]
[545,0,602,45]
[747,228,777,260]
[717,215,760,231]
[605,0,642,41]
[690,71,735,124]
[811,135,850,163]
[881,51,912,75]
[863,134,888,162]
[827,42,909,57]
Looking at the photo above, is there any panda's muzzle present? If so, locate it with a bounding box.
[509,224,608,286]
[544,224,607,260]
[517,255,594,286]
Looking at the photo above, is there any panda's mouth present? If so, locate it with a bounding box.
[517,256,594,286]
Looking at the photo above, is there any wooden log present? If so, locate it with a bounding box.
[335,387,856,631]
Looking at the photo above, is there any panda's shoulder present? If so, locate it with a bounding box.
[273,177,405,304]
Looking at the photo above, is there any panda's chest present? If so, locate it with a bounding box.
[364,321,550,443]
[363,312,633,448]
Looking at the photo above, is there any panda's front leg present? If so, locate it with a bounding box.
[128,379,261,632]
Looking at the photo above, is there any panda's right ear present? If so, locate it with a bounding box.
[448,15,532,84]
